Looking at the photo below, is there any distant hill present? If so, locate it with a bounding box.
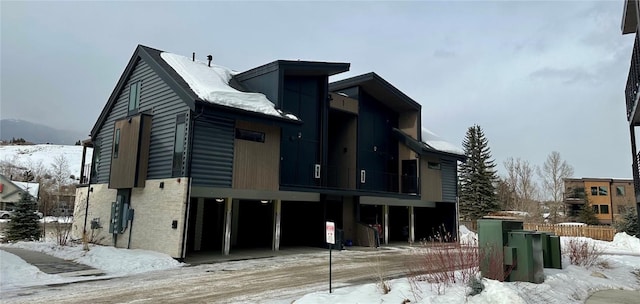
[0,119,88,145]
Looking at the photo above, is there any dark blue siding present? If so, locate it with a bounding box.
[190,114,235,187]
[357,91,398,192]
[441,159,457,202]
[237,69,279,107]
[280,76,321,187]
[94,57,190,183]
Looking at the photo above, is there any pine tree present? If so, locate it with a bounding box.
[614,207,638,236]
[578,197,599,226]
[5,192,42,241]
[459,125,499,221]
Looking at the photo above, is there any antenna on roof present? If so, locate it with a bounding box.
[207,55,213,67]
[192,52,195,62]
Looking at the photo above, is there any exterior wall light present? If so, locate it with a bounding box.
[215,198,224,203]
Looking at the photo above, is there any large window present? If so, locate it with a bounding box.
[113,129,121,159]
[616,186,626,196]
[590,186,608,196]
[172,114,186,177]
[128,81,141,114]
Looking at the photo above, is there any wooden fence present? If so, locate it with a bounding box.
[523,224,616,241]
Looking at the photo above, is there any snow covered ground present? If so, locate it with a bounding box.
[0,144,92,181]
[0,227,638,303]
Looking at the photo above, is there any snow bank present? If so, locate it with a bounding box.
[161,52,297,120]
[459,225,478,245]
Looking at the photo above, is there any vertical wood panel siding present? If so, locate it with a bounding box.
[441,159,457,202]
[421,157,443,202]
[191,114,235,187]
[232,121,280,190]
[94,58,189,183]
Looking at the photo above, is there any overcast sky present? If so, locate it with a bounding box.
[1,1,635,185]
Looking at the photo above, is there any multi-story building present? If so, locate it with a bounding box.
[563,178,634,225]
[72,45,465,259]
[620,0,640,232]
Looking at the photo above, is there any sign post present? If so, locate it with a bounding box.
[326,221,335,293]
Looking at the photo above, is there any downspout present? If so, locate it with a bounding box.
[179,107,202,259]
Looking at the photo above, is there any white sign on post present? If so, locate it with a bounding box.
[326,221,335,244]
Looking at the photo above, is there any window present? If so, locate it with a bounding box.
[600,205,609,214]
[128,81,141,114]
[90,140,100,182]
[172,114,186,177]
[598,186,608,196]
[113,129,121,158]
[592,205,599,214]
[428,162,441,170]
[590,186,608,196]
[616,186,625,196]
[235,128,265,143]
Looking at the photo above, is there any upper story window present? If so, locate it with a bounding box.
[113,129,121,158]
[128,81,141,114]
[172,114,186,177]
[90,140,100,182]
[616,186,625,196]
[236,128,265,143]
[590,186,608,196]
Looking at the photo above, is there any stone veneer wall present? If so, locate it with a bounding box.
[72,178,189,258]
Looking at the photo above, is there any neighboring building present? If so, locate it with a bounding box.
[0,173,39,212]
[621,1,640,232]
[72,45,465,259]
[563,178,634,225]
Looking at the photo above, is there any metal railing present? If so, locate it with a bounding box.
[79,163,91,184]
[625,31,640,121]
[634,152,640,198]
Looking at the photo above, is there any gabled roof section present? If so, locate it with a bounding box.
[91,45,199,138]
[91,45,304,138]
[329,73,421,112]
[234,60,350,81]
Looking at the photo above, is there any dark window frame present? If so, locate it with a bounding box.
[128,81,141,115]
[235,128,265,143]
[113,128,121,159]
[616,186,625,196]
[592,205,599,214]
[598,186,608,196]
[599,205,609,214]
[427,162,441,170]
[172,114,186,177]
[590,186,598,196]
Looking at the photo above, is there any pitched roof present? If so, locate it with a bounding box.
[91,45,306,138]
[329,72,421,112]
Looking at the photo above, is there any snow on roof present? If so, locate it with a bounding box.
[160,52,298,121]
[421,127,464,156]
[12,181,39,199]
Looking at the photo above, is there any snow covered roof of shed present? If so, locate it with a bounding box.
[160,52,298,121]
[421,128,465,157]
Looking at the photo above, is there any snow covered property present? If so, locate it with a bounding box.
[72,45,465,259]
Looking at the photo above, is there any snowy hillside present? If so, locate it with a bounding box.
[0,145,92,180]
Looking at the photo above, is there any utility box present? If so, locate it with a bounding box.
[540,233,562,269]
[507,231,545,283]
[477,219,523,281]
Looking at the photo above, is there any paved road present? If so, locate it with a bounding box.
[2,247,422,303]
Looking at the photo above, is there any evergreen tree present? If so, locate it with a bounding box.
[614,207,638,236]
[459,125,500,221]
[5,192,42,241]
[578,199,599,225]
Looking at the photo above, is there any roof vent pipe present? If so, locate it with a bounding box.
[192,52,195,61]
[207,55,212,67]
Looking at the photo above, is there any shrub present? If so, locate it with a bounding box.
[564,239,603,268]
[614,207,639,236]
